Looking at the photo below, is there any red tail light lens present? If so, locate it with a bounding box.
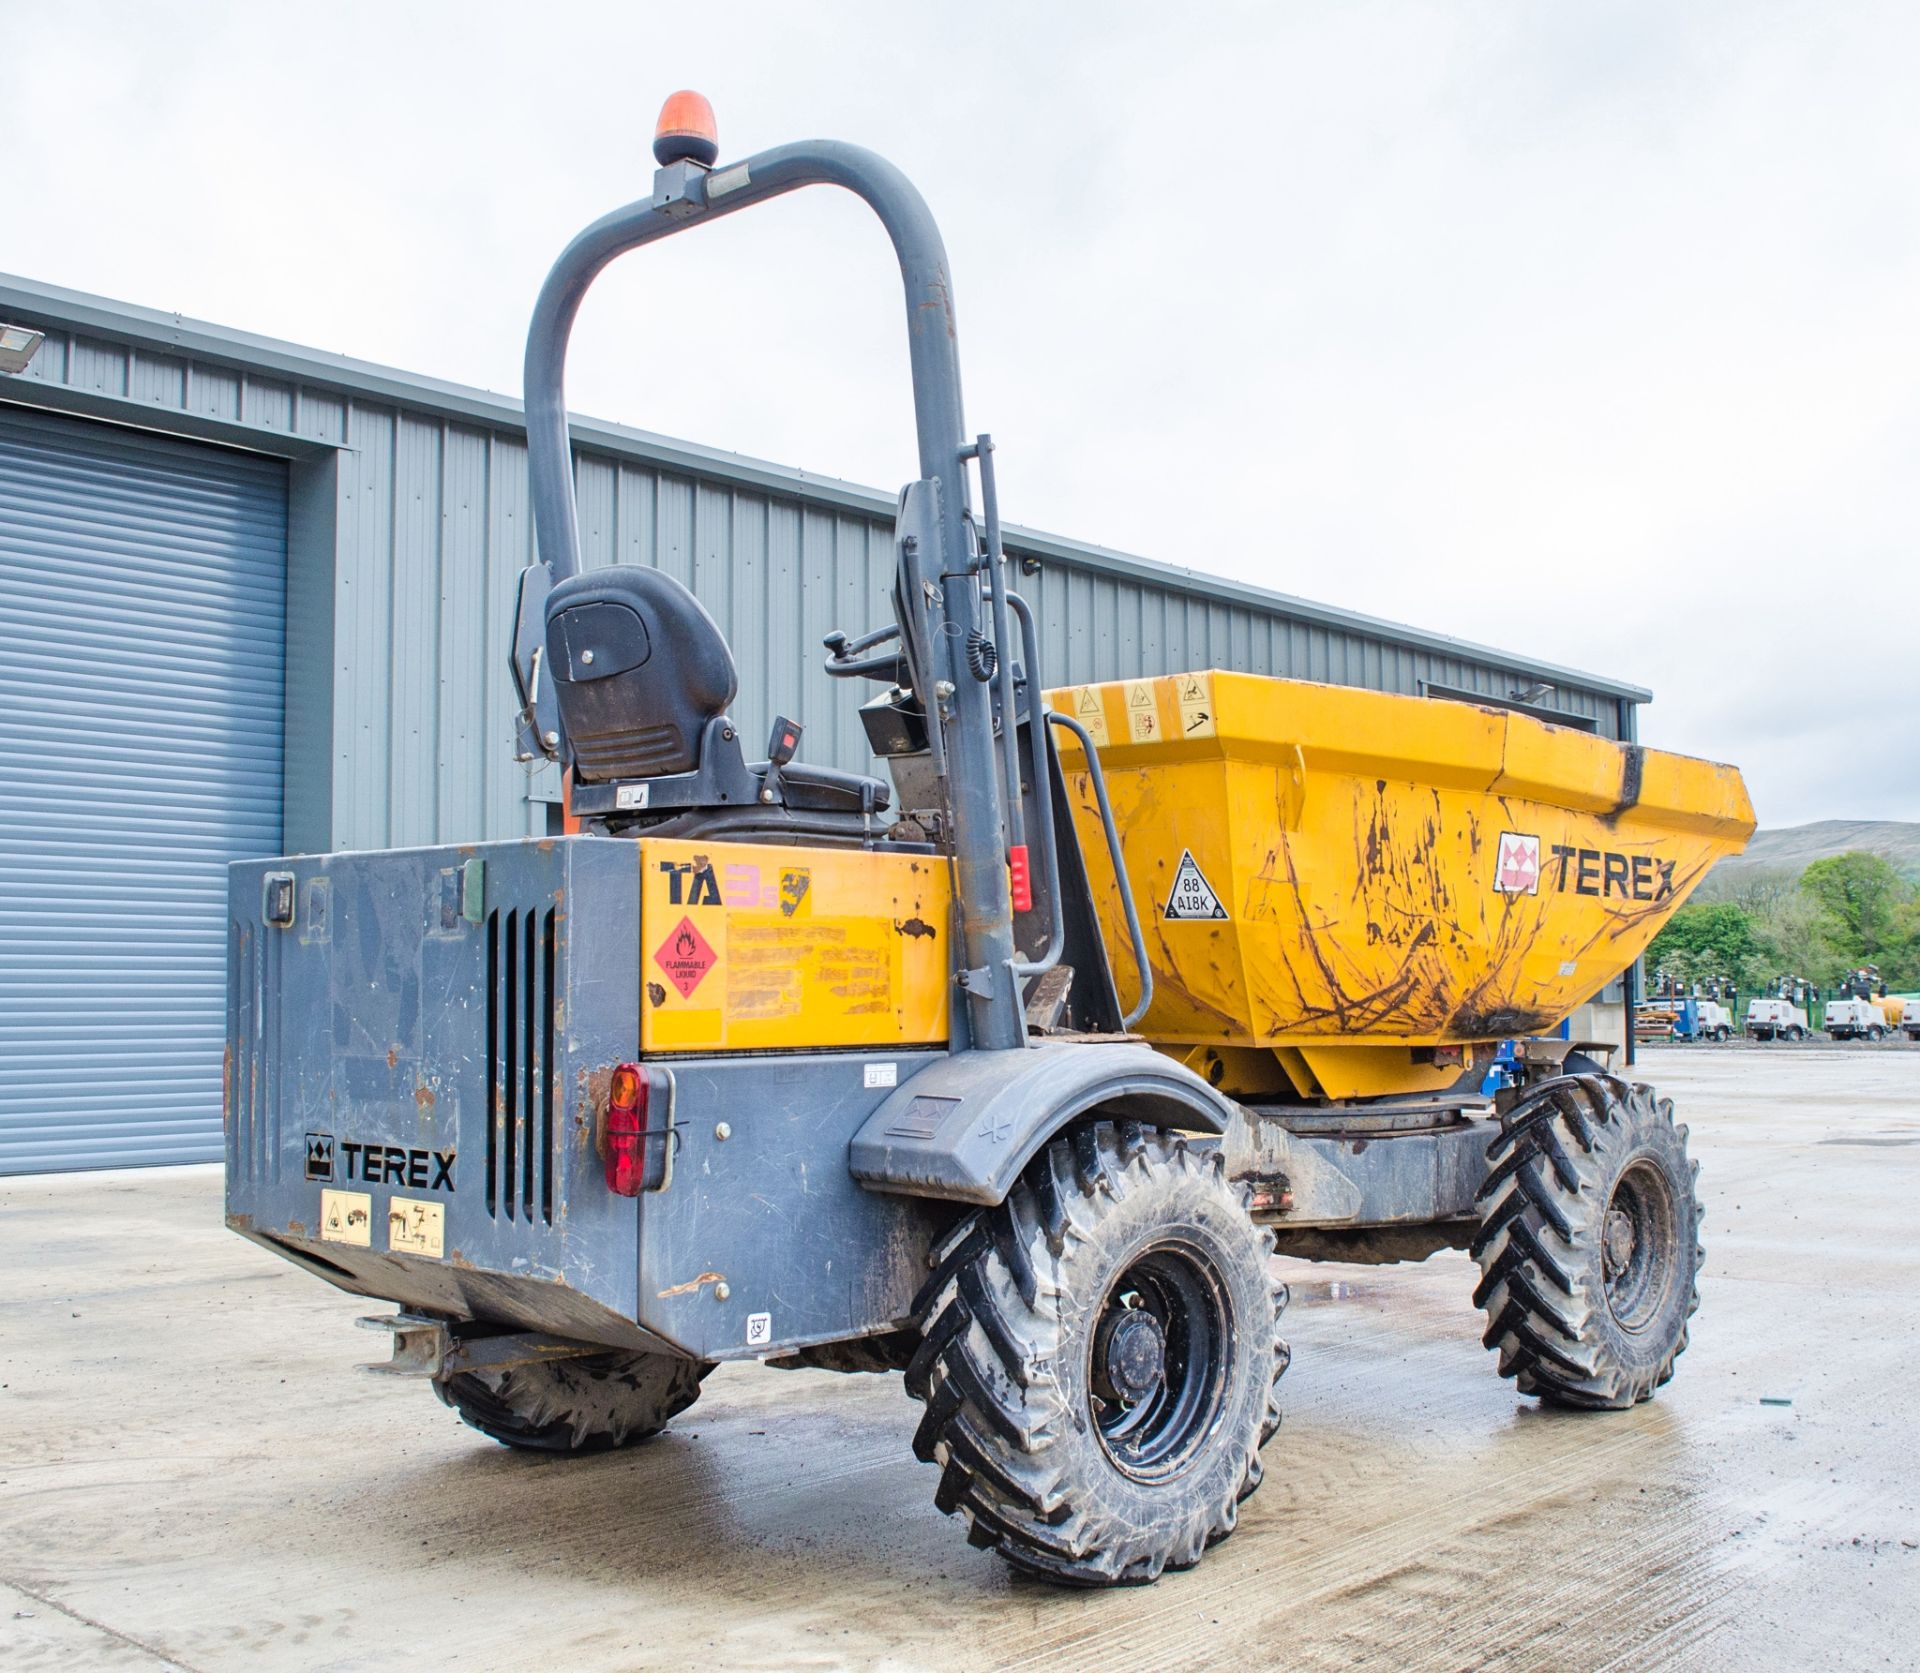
[606,1062,650,1197]
[1008,844,1033,912]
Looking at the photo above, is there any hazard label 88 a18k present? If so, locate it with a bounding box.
[1164,849,1229,920]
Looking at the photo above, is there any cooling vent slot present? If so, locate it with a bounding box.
[227,918,282,1184]
[486,906,558,1222]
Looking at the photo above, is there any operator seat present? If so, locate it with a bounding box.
[544,565,888,819]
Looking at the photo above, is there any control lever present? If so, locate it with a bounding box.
[823,622,908,682]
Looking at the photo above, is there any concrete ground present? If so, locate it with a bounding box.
[2,1048,1916,1672]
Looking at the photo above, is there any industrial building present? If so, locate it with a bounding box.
[0,274,1650,1174]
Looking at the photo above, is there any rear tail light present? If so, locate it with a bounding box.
[1008,844,1032,912]
[605,1062,671,1196]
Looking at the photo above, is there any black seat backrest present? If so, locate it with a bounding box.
[545,566,737,782]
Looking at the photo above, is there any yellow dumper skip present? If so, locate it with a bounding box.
[1051,671,1754,1100]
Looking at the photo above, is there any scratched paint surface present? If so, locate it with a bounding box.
[1052,672,1754,1075]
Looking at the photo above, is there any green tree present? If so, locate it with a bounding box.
[1881,894,1920,989]
[1799,852,1912,960]
[1751,892,1845,988]
[1650,850,1920,997]
[1648,901,1760,978]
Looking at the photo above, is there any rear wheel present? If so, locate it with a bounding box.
[1473,1074,1701,1409]
[1787,1025,1806,1042]
[437,1350,708,1452]
[1869,1025,1886,1043]
[905,1122,1287,1586]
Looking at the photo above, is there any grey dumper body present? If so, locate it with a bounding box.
[225,837,1494,1366]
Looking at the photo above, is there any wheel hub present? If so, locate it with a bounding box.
[1086,1241,1233,1484]
[1094,1306,1167,1405]
[1603,1206,1636,1278]
[1602,1159,1680,1332]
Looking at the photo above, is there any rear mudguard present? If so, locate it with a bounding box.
[848,1040,1233,1204]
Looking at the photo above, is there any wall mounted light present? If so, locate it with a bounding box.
[0,324,46,374]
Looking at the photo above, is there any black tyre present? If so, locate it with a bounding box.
[1787,1025,1805,1042]
[905,1122,1287,1586]
[1716,1026,1732,1043]
[1869,1026,1885,1043]
[1472,1074,1701,1410]
[437,1350,708,1453]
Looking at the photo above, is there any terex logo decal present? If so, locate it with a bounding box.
[1493,837,1676,903]
[1493,832,1541,895]
[344,1141,456,1191]
[1550,845,1675,902]
[307,1131,454,1191]
[305,1132,334,1181]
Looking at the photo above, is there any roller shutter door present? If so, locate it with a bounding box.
[0,406,288,1173]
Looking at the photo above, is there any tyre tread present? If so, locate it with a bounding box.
[905,1121,1289,1585]
[1473,1072,1703,1409]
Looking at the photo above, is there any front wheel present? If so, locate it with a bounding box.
[1869,1026,1886,1042]
[905,1122,1288,1586]
[1473,1074,1702,1409]
[436,1349,708,1452]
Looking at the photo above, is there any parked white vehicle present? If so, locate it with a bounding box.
[1693,1000,1736,1042]
[1745,998,1810,1042]
[1904,999,1920,1043]
[1823,997,1887,1042]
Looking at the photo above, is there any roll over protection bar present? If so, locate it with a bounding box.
[519,132,1026,1051]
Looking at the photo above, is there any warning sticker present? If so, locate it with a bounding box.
[387,1196,444,1259]
[653,915,718,1000]
[727,918,893,1021]
[1164,849,1229,920]
[1176,673,1216,739]
[1067,685,1110,748]
[1126,680,1161,743]
[320,1188,372,1248]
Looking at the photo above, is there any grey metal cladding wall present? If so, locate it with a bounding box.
[1015,561,1618,734]
[0,406,287,1173]
[571,455,898,779]
[2,294,1634,866]
[329,410,547,853]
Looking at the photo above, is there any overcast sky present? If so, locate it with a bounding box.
[5,0,1914,828]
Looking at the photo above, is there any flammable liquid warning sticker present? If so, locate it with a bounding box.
[320,1188,372,1248]
[1176,672,1216,739]
[388,1196,444,1259]
[1065,685,1110,748]
[654,914,719,999]
[1164,849,1229,920]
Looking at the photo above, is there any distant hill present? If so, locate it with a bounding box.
[1712,820,1920,883]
